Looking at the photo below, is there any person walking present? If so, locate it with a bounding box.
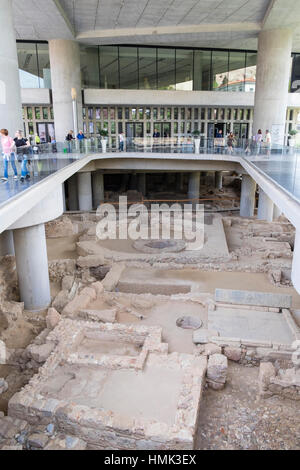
[265,129,272,157]
[0,129,18,181]
[215,128,223,154]
[119,132,124,151]
[254,129,263,155]
[77,130,85,152]
[66,130,75,153]
[14,130,31,182]
[227,132,235,155]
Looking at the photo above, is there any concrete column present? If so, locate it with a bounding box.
[49,40,83,142]
[215,171,223,190]
[0,0,23,134]
[92,171,104,208]
[291,230,300,294]
[62,183,66,212]
[138,173,146,196]
[13,224,51,311]
[188,172,200,202]
[67,175,78,211]
[273,205,282,220]
[257,189,274,222]
[0,230,14,256]
[240,175,256,217]
[253,29,292,145]
[78,172,93,211]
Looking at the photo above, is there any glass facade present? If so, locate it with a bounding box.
[80,45,258,92]
[16,41,300,94]
[291,53,300,92]
[17,42,51,88]
[78,45,253,91]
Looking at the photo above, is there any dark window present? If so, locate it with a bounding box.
[99,46,119,89]
[119,47,138,89]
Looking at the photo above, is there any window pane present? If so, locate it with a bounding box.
[139,47,157,89]
[96,108,101,119]
[119,47,138,89]
[80,45,100,88]
[212,50,229,91]
[157,49,175,90]
[37,43,51,88]
[228,51,246,92]
[35,107,41,119]
[42,107,48,119]
[194,50,211,91]
[27,107,33,120]
[17,42,39,88]
[100,46,119,89]
[176,49,193,90]
[245,52,257,93]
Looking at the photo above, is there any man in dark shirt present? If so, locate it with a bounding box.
[14,131,31,182]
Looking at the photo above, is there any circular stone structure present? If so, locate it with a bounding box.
[176,316,203,330]
[133,239,186,254]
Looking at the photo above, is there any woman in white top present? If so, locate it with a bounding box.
[265,130,272,156]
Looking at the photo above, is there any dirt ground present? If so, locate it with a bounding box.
[196,362,300,450]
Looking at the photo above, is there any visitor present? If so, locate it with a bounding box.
[215,129,223,154]
[14,130,31,182]
[119,132,124,151]
[254,129,263,155]
[265,129,272,157]
[0,129,18,182]
[153,130,160,138]
[77,130,85,152]
[33,134,41,155]
[227,132,235,155]
[66,130,75,153]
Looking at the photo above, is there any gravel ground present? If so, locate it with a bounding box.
[196,362,300,450]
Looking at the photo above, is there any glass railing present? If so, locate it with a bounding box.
[1,138,300,207]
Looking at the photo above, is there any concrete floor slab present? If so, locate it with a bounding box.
[209,307,295,344]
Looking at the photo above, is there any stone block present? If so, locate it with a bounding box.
[207,353,227,385]
[203,343,222,356]
[215,288,292,309]
[102,263,125,292]
[193,329,219,344]
[46,308,61,330]
[79,308,117,323]
[259,362,275,390]
[77,255,105,268]
[27,342,55,363]
[27,432,49,449]
[62,294,92,316]
[62,275,75,291]
[224,347,242,362]
[52,290,69,313]
[91,281,104,296]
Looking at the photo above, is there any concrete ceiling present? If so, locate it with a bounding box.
[12,0,300,52]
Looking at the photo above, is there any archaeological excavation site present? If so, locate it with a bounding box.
[0,171,299,451]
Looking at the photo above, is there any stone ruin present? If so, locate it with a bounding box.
[8,319,207,450]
